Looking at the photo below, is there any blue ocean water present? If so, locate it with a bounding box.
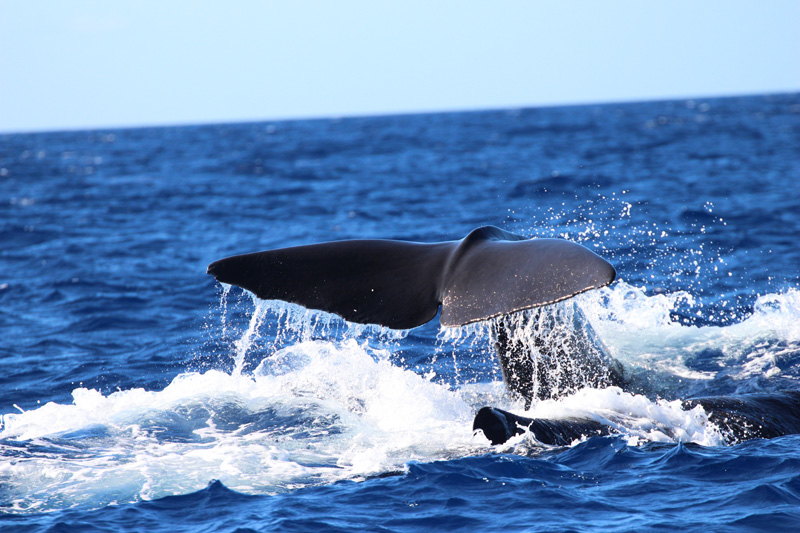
[1,93,799,532]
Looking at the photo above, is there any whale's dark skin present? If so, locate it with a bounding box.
[207,226,617,329]
[492,307,623,407]
[473,406,612,446]
[474,392,800,446]
[208,227,800,446]
[208,226,621,404]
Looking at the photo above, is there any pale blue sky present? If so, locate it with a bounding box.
[1,1,798,133]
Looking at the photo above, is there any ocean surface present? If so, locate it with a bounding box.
[1,93,799,532]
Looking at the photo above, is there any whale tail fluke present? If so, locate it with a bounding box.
[207,226,616,329]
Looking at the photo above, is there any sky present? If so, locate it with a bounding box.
[1,1,798,133]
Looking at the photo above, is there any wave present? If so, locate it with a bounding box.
[2,284,799,513]
[0,340,479,513]
[580,283,800,396]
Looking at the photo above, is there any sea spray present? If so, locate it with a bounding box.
[3,282,797,513]
[0,339,480,513]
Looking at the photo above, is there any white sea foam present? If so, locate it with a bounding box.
[0,339,479,513]
[522,387,723,447]
[578,283,800,385]
[2,285,798,512]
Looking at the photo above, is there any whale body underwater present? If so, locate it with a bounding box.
[208,226,800,446]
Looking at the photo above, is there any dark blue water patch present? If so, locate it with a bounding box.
[0,480,259,533]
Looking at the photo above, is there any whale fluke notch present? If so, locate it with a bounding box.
[206,226,616,329]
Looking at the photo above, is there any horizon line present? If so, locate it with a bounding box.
[2,89,797,136]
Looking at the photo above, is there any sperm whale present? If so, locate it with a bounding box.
[208,226,621,404]
[208,227,800,445]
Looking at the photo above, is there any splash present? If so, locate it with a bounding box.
[440,302,620,402]
[3,284,799,513]
[521,387,725,447]
[578,283,800,393]
[0,340,479,513]
[510,193,751,319]
[213,290,410,374]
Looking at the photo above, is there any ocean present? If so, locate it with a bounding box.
[1,93,799,532]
